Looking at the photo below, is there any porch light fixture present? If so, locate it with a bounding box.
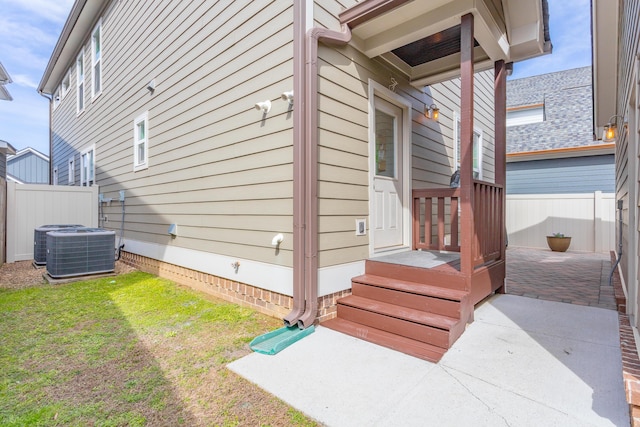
[425,104,439,120]
[603,114,626,142]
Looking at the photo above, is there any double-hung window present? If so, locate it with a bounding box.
[53,87,61,109]
[133,112,149,171]
[453,112,483,180]
[76,51,85,113]
[61,71,70,99]
[81,146,95,186]
[68,157,75,185]
[91,20,102,98]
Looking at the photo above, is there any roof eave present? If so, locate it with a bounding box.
[591,0,618,133]
[38,0,107,95]
[507,143,615,162]
[0,140,17,156]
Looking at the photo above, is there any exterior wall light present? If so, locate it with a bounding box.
[603,114,626,142]
[255,100,271,113]
[426,104,439,120]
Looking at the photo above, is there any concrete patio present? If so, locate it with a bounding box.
[229,248,629,426]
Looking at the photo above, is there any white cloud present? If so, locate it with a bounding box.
[0,0,74,154]
[12,74,39,89]
[510,0,591,79]
[0,0,75,24]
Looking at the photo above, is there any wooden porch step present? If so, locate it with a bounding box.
[337,295,464,348]
[352,274,466,300]
[352,274,467,319]
[322,317,446,363]
[365,260,466,290]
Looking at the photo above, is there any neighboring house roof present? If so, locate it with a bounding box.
[506,66,608,156]
[8,147,49,162]
[0,140,16,156]
[0,61,13,101]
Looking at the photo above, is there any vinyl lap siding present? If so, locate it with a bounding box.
[615,0,640,298]
[507,155,615,194]
[51,0,295,267]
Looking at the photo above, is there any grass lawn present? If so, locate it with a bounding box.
[0,271,318,426]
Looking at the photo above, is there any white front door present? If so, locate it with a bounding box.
[372,96,404,251]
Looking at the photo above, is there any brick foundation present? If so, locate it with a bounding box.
[120,251,351,324]
[611,252,640,425]
[317,289,352,323]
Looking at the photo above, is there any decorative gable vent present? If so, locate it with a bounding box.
[34,224,85,265]
[46,228,115,278]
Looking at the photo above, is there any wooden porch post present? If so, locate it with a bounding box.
[460,13,474,276]
[494,59,507,292]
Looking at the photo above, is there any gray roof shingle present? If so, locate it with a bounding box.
[506,66,601,153]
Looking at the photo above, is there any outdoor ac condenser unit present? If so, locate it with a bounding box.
[34,224,85,265]
[46,228,115,278]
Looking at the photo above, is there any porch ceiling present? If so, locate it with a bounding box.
[340,0,551,86]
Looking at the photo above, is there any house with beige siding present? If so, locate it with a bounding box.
[39,0,551,362]
[593,0,640,421]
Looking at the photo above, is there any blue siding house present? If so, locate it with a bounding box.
[7,147,50,184]
[506,66,614,194]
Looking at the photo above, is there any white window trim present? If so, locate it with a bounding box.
[91,19,102,100]
[68,156,75,185]
[80,145,95,186]
[133,111,149,171]
[453,111,483,180]
[53,86,61,110]
[53,167,58,185]
[76,50,85,115]
[61,69,71,100]
[506,104,544,127]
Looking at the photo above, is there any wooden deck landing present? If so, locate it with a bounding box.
[371,250,461,272]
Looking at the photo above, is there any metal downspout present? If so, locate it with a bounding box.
[38,90,53,184]
[297,24,351,329]
[284,0,307,327]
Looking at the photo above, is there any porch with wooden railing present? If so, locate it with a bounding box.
[412,180,505,271]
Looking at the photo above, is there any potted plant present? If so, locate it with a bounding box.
[546,232,571,252]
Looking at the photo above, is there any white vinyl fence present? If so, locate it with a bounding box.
[6,183,99,262]
[506,191,615,253]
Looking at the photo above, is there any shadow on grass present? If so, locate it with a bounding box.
[0,271,299,426]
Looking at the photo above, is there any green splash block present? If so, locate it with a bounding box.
[250,325,315,355]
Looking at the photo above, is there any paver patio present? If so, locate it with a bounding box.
[506,247,616,310]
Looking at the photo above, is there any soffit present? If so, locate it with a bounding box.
[340,0,550,86]
[591,0,618,132]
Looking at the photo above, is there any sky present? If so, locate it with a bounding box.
[0,0,592,156]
